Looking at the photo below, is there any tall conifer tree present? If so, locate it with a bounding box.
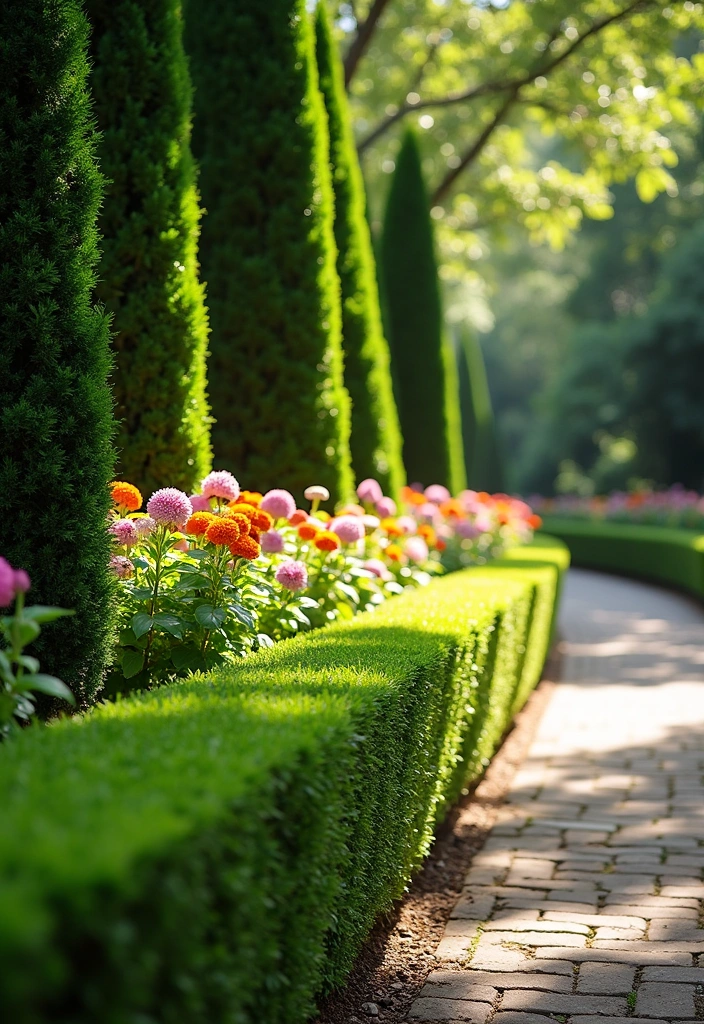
[0,0,115,703]
[314,4,404,500]
[186,1,353,500]
[87,0,211,495]
[380,130,464,491]
[456,325,503,492]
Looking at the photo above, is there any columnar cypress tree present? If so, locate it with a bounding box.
[456,325,504,492]
[185,1,353,500]
[0,0,115,703]
[314,4,405,500]
[380,130,464,491]
[87,0,211,495]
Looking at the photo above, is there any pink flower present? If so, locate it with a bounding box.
[364,558,390,580]
[0,558,16,606]
[405,536,429,563]
[455,519,482,540]
[110,555,134,579]
[189,493,212,512]
[261,529,285,554]
[109,518,139,546]
[375,496,397,517]
[13,569,31,594]
[396,515,417,535]
[357,478,383,505]
[200,470,240,502]
[275,560,308,592]
[331,515,365,544]
[146,488,193,530]
[133,516,156,538]
[419,502,441,522]
[425,484,451,504]
[260,489,296,520]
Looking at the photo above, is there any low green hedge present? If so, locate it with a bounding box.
[541,517,704,600]
[0,537,568,1024]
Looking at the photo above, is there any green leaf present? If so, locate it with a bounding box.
[23,674,75,704]
[288,605,311,626]
[152,612,184,639]
[195,604,227,629]
[17,655,40,673]
[131,556,150,571]
[131,612,153,639]
[228,603,256,629]
[22,605,75,624]
[14,620,40,646]
[171,645,204,672]
[335,581,360,603]
[256,633,275,648]
[121,649,145,679]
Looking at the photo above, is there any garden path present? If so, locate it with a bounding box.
[409,567,704,1023]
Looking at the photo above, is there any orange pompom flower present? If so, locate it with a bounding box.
[435,538,447,552]
[297,522,319,541]
[381,517,403,537]
[229,534,261,560]
[235,490,263,507]
[249,527,261,543]
[314,530,340,552]
[186,511,218,536]
[386,543,403,561]
[251,508,273,531]
[439,499,463,518]
[528,514,542,530]
[417,524,436,544]
[205,518,241,546]
[289,509,308,525]
[111,481,142,513]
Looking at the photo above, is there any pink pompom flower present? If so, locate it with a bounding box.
[364,558,390,580]
[133,516,156,538]
[275,560,308,592]
[200,470,240,502]
[357,478,383,505]
[146,488,193,530]
[425,484,451,504]
[110,555,134,580]
[13,569,31,594]
[455,519,482,540]
[189,493,212,513]
[375,496,397,518]
[109,518,139,547]
[332,515,366,544]
[0,558,16,607]
[260,489,296,520]
[396,515,417,535]
[261,529,285,554]
[405,536,429,563]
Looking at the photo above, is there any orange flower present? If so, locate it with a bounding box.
[435,538,447,552]
[205,518,241,546]
[289,509,308,525]
[314,530,340,552]
[417,524,436,545]
[528,514,542,530]
[111,481,142,513]
[226,502,258,519]
[249,527,261,543]
[225,511,251,534]
[229,534,261,560]
[226,503,272,531]
[439,499,463,518]
[401,486,425,506]
[186,511,218,536]
[298,522,319,541]
[235,490,263,507]
[252,508,273,531]
[381,517,403,537]
[386,543,402,561]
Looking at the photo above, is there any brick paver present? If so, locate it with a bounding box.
[409,568,704,1022]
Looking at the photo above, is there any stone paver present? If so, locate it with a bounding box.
[408,568,704,1022]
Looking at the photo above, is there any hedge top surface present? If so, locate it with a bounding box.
[541,516,704,551]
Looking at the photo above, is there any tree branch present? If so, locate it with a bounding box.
[357,0,653,155]
[344,0,393,88]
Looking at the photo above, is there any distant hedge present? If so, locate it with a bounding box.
[0,537,568,1023]
[540,517,704,599]
[186,0,353,500]
[88,0,211,495]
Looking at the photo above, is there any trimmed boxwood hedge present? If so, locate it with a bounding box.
[540,517,704,600]
[0,537,568,1024]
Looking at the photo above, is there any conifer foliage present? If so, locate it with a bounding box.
[380,130,464,491]
[87,0,211,495]
[0,0,115,702]
[314,4,405,500]
[456,325,503,492]
[186,0,353,500]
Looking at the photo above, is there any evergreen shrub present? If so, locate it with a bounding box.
[186,0,353,500]
[0,539,568,1022]
[457,325,504,492]
[314,4,405,500]
[87,0,211,495]
[380,130,464,491]
[0,0,115,703]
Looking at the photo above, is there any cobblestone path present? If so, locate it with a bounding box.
[409,567,704,1024]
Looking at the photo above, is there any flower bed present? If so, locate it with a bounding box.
[0,536,567,1024]
[535,486,704,529]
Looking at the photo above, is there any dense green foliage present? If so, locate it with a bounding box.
[186,0,352,500]
[315,4,404,500]
[456,325,503,493]
[0,0,115,703]
[0,540,568,1023]
[87,0,211,495]
[380,131,464,490]
[541,519,704,600]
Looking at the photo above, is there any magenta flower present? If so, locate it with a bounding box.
[146,488,193,529]
[396,515,417,535]
[357,477,383,505]
[109,518,139,546]
[261,529,285,554]
[375,496,397,518]
[13,569,31,594]
[364,558,390,580]
[133,516,156,538]
[405,536,429,563]
[455,519,482,540]
[260,488,296,520]
[189,493,212,512]
[275,560,308,592]
[332,515,365,544]
[200,470,240,502]
[0,558,16,607]
[109,555,134,580]
[425,484,451,504]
